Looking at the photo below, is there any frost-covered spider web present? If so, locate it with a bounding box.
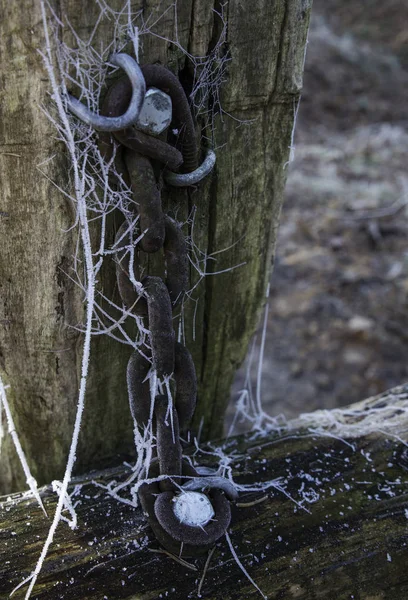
[228,282,408,444]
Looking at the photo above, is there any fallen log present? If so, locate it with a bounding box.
[2,385,408,599]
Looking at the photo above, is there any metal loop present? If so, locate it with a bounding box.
[154,489,231,548]
[116,127,183,171]
[174,342,197,433]
[126,343,196,446]
[164,149,216,187]
[138,459,232,556]
[67,54,146,131]
[99,63,198,171]
[115,216,189,311]
[140,64,198,173]
[155,394,182,492]
[127,351,151,431]
[142,276,175,377]
[163,217,189,306]
[125,150,165,253]
[100,76,183,170]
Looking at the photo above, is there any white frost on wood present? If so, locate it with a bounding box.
[291,387,408,442]
[225,531,268,600]
[0,377,47,517]
[173,491,214,527]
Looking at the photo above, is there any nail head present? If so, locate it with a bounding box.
[136,88,172,136]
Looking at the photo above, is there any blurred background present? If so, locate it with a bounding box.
[229,0,408,427]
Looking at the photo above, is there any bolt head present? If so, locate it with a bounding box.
[172,491,215,527]
[136,87,172,136]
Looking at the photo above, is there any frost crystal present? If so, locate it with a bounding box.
[172,492,214,527]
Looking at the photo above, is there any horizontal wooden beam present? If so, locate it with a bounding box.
[2,385,408,599]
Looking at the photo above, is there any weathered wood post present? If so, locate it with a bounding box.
[0,0,312,493]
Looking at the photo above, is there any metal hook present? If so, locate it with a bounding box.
[66,54,146,131]
[164,150,216,187]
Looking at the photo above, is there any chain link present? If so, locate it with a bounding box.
[69,54,234,556]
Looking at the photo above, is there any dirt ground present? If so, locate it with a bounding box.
[229,0,408,427]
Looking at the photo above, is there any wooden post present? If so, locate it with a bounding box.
[0,0,312,493]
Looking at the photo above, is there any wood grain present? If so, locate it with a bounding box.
[0,0,312,492]
[1,386,407,599]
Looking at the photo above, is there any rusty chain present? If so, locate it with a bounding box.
[68,53,236,556]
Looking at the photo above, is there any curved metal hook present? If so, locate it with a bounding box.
[100,75,183,170]
[164,149,216,187]
[66,54,146,131]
